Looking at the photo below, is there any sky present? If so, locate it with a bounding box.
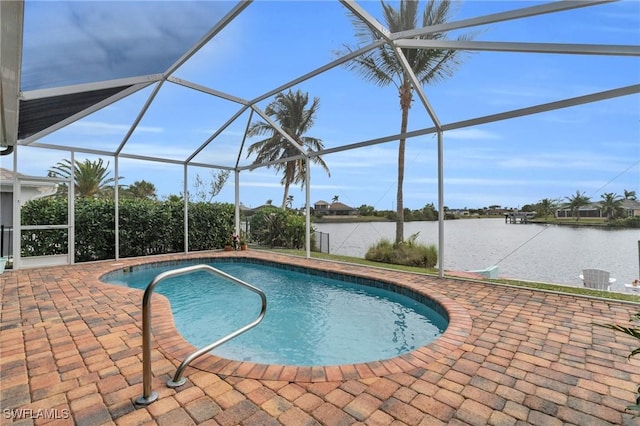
[3,0,639,211]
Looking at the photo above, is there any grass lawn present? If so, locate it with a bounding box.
[263,248,640,304]
[531,217,609,226]
[312,215,392,223]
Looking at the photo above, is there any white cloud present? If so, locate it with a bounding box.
[68,121,163,135]
[595,25,640,34]
[118,157,183,172]
[192,149,243,166]
[311,183,352,190]
[497,152,628,172]
[411,177,556,186]
[240,181,282,189]
[239,180,352,192]
[445,128,501,140]
[481,86,558,100]
[22,2,228,90]
[323,146,400,169]
[199,128,247,137]
[443,191,533,209]
[532,114,587,125]
[119,142,194,160]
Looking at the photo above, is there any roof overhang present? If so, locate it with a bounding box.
[0,0,23,149]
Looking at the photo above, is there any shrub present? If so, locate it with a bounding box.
[250,206,312,249]
[20,197,234,261]
[365,233,437,268]
[187,201,234,251]
[75,198,116,260]
[20,197,68,257]
[595,312,640,417]
[365,239,395,264]
[119,198,173,257]
[608,216,640,228]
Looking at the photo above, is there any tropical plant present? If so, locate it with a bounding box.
[247,89,330,209]
[332,195,339,203]
[624,189,637,200]
[48,158,120,198]
[419,202,438,221]
[358,204,376,216]
[535,198,559,219]
[190,169,230,202]
[249,206,309,249]
[600,192,624,220]
[565,190,591,221]
[125,180,157,200]
[608,216,640,229]
[342,0,473,243]
[365,232,437,268]
[595,311,640,417]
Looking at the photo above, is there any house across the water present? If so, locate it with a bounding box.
[556,199,640,218]
[313,200,357,216]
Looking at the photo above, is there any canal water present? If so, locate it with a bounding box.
[314,219,639,290]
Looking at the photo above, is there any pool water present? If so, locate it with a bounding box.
[104,260,448,366]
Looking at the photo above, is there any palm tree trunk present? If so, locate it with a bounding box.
[281,181,291,209]
[396,80,412,244]
[396,140,405,244]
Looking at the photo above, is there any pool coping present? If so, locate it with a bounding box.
[100,250,473,383]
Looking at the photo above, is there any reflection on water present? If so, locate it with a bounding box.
[315,219,639,289]
[104,261,447,365]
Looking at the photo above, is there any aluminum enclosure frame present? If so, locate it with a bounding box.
[1,0,638,272]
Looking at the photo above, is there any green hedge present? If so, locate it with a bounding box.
[20,198,235,261]
[249,206,311,249]
[20,198,69,257]
[608,216,640,228]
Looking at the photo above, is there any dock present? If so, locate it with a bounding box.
[505,212,534,223]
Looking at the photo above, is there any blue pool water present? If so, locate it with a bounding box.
[103,259,448,366]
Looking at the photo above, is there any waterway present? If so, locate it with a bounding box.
[314,219,639,291]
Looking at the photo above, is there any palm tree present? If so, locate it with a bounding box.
[565,190,591,221]
[247,89,330,209]
[600,192,624,220]
[342,0,472,243]
[126,180,157,200]
[536,198,559,219]
[48,158,119,198]
[624,189,637,201]
[332,195,339,203]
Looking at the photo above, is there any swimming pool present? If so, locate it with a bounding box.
[103,258,448,366]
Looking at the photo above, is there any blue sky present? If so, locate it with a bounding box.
[5,0,639,210]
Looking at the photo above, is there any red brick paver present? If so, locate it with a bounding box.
[1,250,639,425]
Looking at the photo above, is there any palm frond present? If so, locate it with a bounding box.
[246,89,329,197]
[344,48,396,87]
[594,312,640,360]
[342,0,475,92]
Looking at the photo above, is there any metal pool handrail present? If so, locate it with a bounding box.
[135,264,267,406]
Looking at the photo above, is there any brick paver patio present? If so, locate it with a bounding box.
[1,250,639,425]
